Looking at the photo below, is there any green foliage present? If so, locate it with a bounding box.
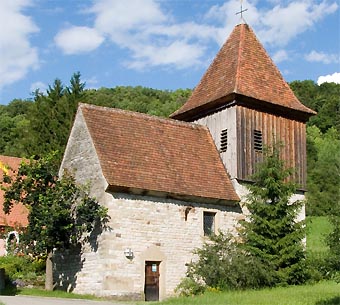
[306,127,340,216]
[183,232,276,291]
[240,145,307,285]
[0,152,109,255]
[180,146,308,293]
[175,277,206,297]
[0,74,191,161]
[306,217,332,254]
[25,73,84,160]
[326,197,340,281]
[160,282,340,305]
[81,86,190,117]
[290,80,340,135]
[0,255,45,286]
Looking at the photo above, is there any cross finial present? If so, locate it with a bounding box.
[236,0,248,23]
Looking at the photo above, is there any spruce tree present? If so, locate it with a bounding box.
[240,145,307,285]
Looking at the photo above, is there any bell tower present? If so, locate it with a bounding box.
[170,24,315,192]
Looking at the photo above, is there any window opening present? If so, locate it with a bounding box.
[253,130,263,152]
[203,212,216,236]
[220,129,228,152]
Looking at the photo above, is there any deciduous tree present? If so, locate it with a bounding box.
[1,152,108,290]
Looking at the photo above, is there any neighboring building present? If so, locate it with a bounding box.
[55,23,315,301]
[0,155,28,256]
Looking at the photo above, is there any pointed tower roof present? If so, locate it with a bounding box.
[171,24,316,121]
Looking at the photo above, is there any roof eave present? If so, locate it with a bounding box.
[171,93,316,123]
[107,185,239,206]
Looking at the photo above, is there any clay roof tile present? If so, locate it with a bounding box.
[0,155,28,227]
[171,24,316,120]
[80,104,239,204]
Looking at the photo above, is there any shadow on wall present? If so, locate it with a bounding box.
[53,221,109,292]
[53,244,84,292]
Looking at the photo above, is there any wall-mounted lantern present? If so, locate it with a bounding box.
[124,248,134,260]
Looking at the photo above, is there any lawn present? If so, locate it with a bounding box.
[16,287,101,300]
[306,216,332,254]
[155,216,339,305]
[156,281,340,305]
[2,216,337,305]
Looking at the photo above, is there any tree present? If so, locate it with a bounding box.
[240,145,307,285]
[0,152,108,290]
[179,145,307,292]
[181,231,275,292]
[306,126,340,216]
[24,73,85,160]
[290,80,340,135]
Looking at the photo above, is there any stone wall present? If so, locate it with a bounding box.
[55,109,243,300]
[54,193,242,299]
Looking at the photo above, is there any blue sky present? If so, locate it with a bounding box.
[0,0,339,105]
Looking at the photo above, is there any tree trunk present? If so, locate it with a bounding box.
[45,251,53,290]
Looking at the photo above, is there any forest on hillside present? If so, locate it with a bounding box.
[0,73,339,216]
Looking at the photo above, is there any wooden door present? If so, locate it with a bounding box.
[144,261,160,301]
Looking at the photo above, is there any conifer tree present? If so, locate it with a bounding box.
[240,145,307,285]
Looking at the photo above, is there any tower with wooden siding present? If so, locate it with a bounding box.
[171,23,315,192]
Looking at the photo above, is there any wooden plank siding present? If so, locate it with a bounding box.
[236,106,306,189]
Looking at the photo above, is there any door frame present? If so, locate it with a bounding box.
[144,261,161,301]
[141,245,166,301]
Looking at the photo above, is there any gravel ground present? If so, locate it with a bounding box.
[0,295,134,305]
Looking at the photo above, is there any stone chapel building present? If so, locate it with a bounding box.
[55,24,315,301]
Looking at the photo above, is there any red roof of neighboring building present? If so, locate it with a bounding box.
[171,23,316,121]
[0,156,28,228]
[80,103,239,204]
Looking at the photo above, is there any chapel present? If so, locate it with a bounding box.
[54,23,315,301]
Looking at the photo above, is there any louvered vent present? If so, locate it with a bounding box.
[254,130,263,152]
[220,129,228,152]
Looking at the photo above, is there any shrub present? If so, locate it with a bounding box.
[175,277,205,296]
[183,231,277,291]
[0,255,45,287]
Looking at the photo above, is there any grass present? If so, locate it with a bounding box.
[17,288,100,299]
[156,281,340,305]
[1,216,336,305]
[306,216,332,254]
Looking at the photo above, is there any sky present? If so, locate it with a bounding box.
[0,0,339,105]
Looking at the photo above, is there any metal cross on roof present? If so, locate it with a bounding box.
[236,0,248,23]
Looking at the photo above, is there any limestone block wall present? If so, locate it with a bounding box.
[54,193,242,300]
[56,109,243,300]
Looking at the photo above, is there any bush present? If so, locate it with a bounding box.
[175,277,205,296]
[0,255,45,287]
[183,231,277,291]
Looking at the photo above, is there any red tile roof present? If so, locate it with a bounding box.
[80,104,239,204]
[171,24,316,121]
[0,156,28,228]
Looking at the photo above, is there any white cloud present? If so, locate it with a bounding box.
[53,0,339,71]
[54,26,104,55]
[91,0,167,33]
[305,50,339,64]
[30,81,47,93]
[0,0,39,87]
[317,72,340,85]
[272,50,289,63]
[126,41,205,70]
[84,76,99,89]
[257,1,338,46]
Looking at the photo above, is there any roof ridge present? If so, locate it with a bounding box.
[79,103,208,131]
[170,23,316,121]
[234,23,244,93]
